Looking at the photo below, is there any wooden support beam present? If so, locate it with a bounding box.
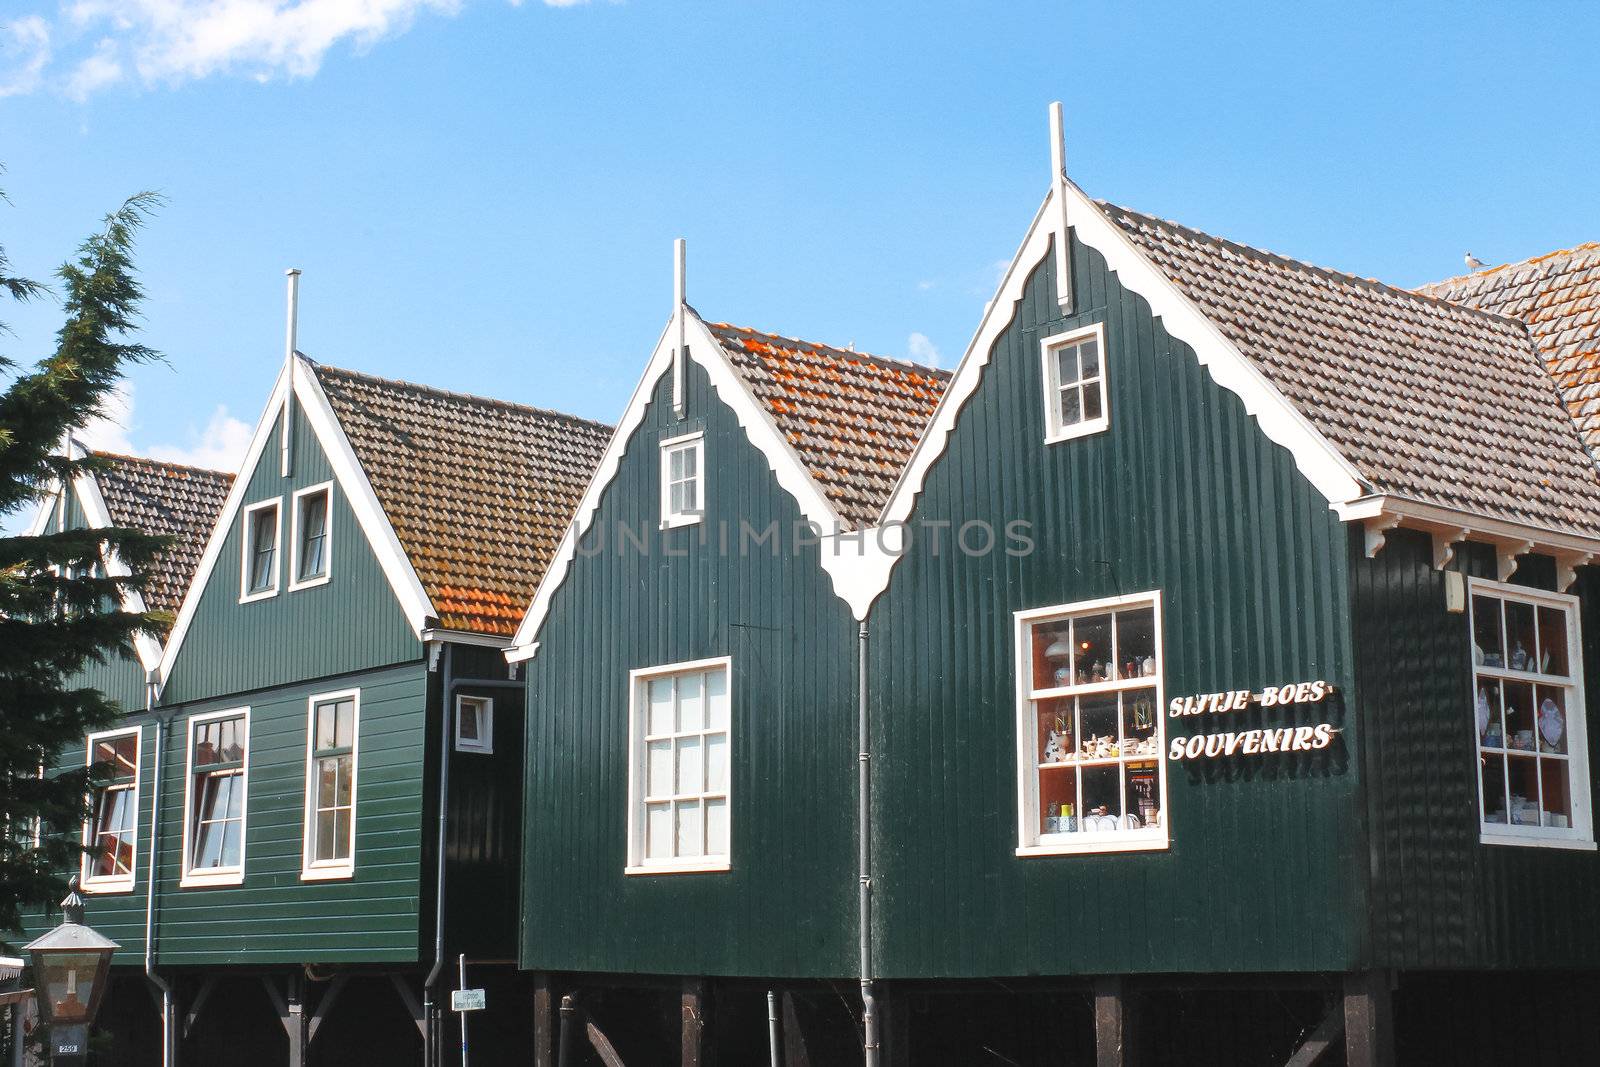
[532,973,555,1067]
[1094,976,1135,1067]
[681,978,709,1067]
[1342,970,1394,1067]
[1284,997,1344,1067]
[261,974,307,1067]
[183,975,217,1040]
[306,974,350,1048]
[587,1018,626,1067]
[389,974,427,1041]
[780,991,811,1067]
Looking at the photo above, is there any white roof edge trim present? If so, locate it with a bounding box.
[72,469,162,671]
[507,309,864,655]
[1337,495,1600,555]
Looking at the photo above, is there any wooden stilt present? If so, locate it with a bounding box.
[183,974,217,1040]
[306,974,350,1050]
[261,973,307,1067]
[1094,976,1135,1067]
[881,984,910,1067]
[780,991,811,1067]
[1342,970,1394,1067]
[1283,995,1343,1067]
[681,978,709,1067]
[532,973,554,1067]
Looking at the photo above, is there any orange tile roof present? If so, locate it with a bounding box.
[706,322,951,528]
[1419,244,1600,463]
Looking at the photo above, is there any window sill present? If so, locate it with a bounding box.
[179,870,244,888]
[238,588,279,605]
[287,574,330,592]
[80,877,136,895]
[1043,418,1110,446]
[1480,831,1596,851]
[659,514,703,531]
[300,865,355,882]
[625,859,730,876]
[1016,832,1169,858]
[455,743,493,755]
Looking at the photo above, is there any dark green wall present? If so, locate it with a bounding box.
[162,403,418,704]
[1354,528,1600,969]
[520,359,859,979]
[868,232,1364,978]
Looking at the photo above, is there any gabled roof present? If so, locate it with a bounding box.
[1418,244,1600,462]
[89,452,234,618]
[1101,204,1600,534]
[707,323,950,529]
[311,363,613,636]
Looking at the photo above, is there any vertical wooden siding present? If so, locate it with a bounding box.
[521,360,858,979]
[869,232,1364,979]
[1355,528,1600,969]
[161,404,418,704]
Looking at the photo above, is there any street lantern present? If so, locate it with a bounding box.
[25,878,119,1065]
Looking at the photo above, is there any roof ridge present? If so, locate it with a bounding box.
[1097,199,1531,331]
[707,321,953,379]
[1418,241,1600,292]
[307,358,614,433]
[89,450,234,479]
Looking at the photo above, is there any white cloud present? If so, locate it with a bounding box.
[78,381,251,473]
[916,279,936,291]
[0,16,51,97]
[907,331,941,367]
[4,0,592,98]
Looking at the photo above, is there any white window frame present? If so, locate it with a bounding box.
[455,695,494,754]
[659,431,705,530]
[1039,322,1110,444]
[238,498,282,604]
[625,656,732,875]
[301,688,360,881]
[179,707,251,888]
[1468,577,1594,850]
[288,481,334,592]
[80,726,141,894]
[1014,590,1169,857]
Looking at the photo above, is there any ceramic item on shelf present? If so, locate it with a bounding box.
[1044,634,1073,661]
[1540,648,1552,674]
[1131,698,1155,732]
[1053,666,1071,686]
[1515,729,1535,751]
[1511,641,1530,672]
[1485,652,1504,668]
[1540,699,1565,750]
[1551,813,1570,829]
[1043,730,1063,764]
[1484,723,1504,749]
[1141,657,1156,677]
[1118,813,1141,831]
[1090,662,1105,683]
[1474,643,1485,666]
[1476,688,1492,738]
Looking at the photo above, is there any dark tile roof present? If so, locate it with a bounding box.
[1101,203,1600,534]
[310,362,613,636]
[1418,244,1600,462]
[706,321,951,529]
[90,453,234,619]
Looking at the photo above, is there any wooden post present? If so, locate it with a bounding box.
[532,974,554,1067]
[1094,976,1135,1067]
[1343,970,1394,1067]
[881,984,910,1067]
[780,991,811,1067]
[681,978,710,1067]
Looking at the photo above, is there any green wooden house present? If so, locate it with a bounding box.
[21,339,611,1067]
[508,114,1600,1065]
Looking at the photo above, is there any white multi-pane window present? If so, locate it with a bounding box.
[1014,592,1168,855]
[1039,323,1109,443]
[290,483,332,590]
[182,709,249,886]
[82,728,140,892]
[455,695,493,754]
[659,431,704,528]
[1469,579,1593,847]
[627,658,731,873]
[302,691,359,879]
[239,499,281,602]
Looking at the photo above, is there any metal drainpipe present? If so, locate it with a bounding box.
[858,620,879,1067]
[423,642,454,1067]
[141,671,175,1067]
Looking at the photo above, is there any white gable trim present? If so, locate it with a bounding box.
[507,309,889,658]
[156,358,435,686]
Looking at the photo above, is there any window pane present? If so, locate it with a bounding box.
[1481,752,1507,823]
[676,736,703,795]
[1536,687,1568,755]
[458,702,480,742]
[333,755,352,807]
[1126,762,1160,829]
[1081,765,1120,826]
[1074,614,1112,684]
[706,670,729,731]
[1121,689,1160,758]
[1058,387,1081,427]
[1083,383,1103,421]
[1475,680,1502,748]
[1039,765,1077,835]
[678,673,704,732]
[223,773,244,820]
[645,803,672,860]
[1472,595,1504,667]
[1538,606,1570,677]
[95,735,137,782]
[316,811,337,861]
[1504,599,1536,672]
[1503,680,1535,752]
[683,473,699,512]
[675,800,703,858]
[1078,692,1118,756]
[682,444,698,479]
[219,816,242,868]
[1507,755,1541,825]
[705,734,728,793]
[317,759,338,807]
[647,679,674,735]
[249,508,277,592]
[1034,623,1074,691]
[334,702,354,748]
[1036,697,1075,765]
[1115,609,1156,680]
[705,798,728,855]
[1541,760,1573,828]
[669,447,687,481]
[1079,338,1100,379]
[1054,347,1078,387]
[646,740,673,798]
[334,810,352,858]
[298,492,328,580]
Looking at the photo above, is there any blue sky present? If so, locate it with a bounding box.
[0,0,1596,492]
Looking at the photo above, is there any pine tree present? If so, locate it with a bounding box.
[0,186,166,940]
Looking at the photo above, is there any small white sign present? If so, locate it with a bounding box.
[452,988,487,1012]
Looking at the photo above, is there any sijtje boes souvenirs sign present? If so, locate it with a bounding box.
[1166,680,1340,762]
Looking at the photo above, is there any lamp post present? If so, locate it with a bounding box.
[25,879,119,1066]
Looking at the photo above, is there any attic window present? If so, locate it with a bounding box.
[240,499,281,603]
[1040,323,1109,444]
[660,431,704,529]
[290,482,332,590]
[455,695,493,754]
